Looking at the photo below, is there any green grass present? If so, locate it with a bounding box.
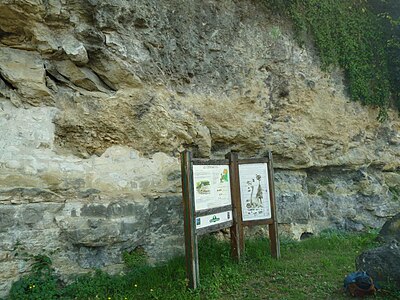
[7,231,400,300]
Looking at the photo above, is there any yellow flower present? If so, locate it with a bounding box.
[150,288,154,292]
[134,284,138,287]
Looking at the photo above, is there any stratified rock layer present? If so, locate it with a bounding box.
[0,0,399,297]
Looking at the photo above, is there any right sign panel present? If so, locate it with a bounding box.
[239,163,271,221]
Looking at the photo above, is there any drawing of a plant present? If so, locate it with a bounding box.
[246,180,254,207]
[255,174,263,207]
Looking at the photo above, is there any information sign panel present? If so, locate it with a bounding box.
[181,150,279,290]
[192,165,231,211]
[239,163,271,221]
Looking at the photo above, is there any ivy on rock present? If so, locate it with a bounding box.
[269,0,400,120]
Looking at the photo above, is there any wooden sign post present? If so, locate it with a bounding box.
[181,150,240,289]
[236,151,280,259]
[225,151,244,260]
[181,150,279,290]
[181,150,199,289]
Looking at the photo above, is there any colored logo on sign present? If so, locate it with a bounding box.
[209,215,220,223]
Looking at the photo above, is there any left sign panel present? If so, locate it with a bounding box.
[192,165,231,211]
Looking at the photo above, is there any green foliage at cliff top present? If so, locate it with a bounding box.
[270,0,400,120]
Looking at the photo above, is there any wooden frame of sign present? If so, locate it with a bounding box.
[181,150,242,289]
[236,151,280,259]
[181,150,279,290]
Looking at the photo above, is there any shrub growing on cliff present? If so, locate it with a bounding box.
[269,0,400,120]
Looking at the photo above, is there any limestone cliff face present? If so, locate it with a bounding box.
[0,0,399,296]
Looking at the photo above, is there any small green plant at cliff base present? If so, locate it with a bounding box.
[123,246,148,269]
[8,254,60,300]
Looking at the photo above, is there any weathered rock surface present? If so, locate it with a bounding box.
[377,212,400,243]
[357,214,400,288]
[0,0,400,297]
[0,48,52,106]
[356,241,400,288]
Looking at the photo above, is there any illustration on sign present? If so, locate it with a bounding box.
[195,211,232,229]
[196,180,211,195]
[192,165,231,211]
[239,163,271,221]
[220,169,229,182]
